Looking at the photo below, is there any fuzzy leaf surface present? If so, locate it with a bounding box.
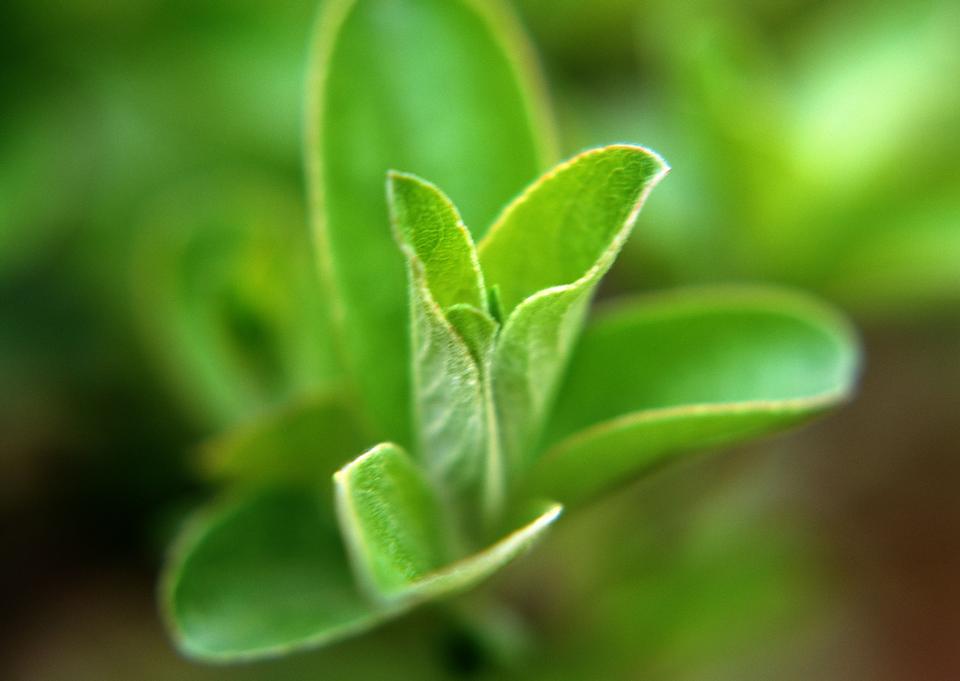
[308,0,553,443]
[389,173,501,517]
[533,287,861,505]
[389,171,487,312]
[335,443,562,603]
[478,145,669,476]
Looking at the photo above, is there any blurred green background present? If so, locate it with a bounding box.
[2,0,957,679]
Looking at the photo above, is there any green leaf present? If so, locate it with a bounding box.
[163,487,394,662]
[307,0,555,444]
[201,394,370,485]
[477,145,669,475]
[388,171,488,312]
[334,443,450,598]
[445,303,500,367]
[532,287,861,505]
[135,172,338,429]
[335,443,562,602]
[388,173,502,522]
[479,145,668,313]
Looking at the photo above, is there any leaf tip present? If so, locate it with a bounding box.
[539,501,564,527]
[335,441,399,482]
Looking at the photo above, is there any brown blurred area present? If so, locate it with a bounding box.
[805,324,960,680]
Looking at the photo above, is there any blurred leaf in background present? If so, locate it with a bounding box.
[135,171,338,430]
[1,0,328,657]
[518,0,960,317]
[0,0,324,501]
[497,450,834,681]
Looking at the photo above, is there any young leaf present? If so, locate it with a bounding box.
[307,0,555,444]
[334,443,451,599]
[445,303,500,367]
[388,171,487,312]
[388,173,502,520]
[164,488,394,662]
[335,443,562,603]
[531,287,861,505]
[478,145,669,476]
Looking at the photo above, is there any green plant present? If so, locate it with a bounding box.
[159,0,860,665]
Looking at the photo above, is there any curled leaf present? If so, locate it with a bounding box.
[478,145,669,476]
[389,173,502,522]
[335,443,562,603]
[532,287,861,505]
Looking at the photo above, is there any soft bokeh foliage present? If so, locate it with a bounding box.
[2,0,957,680]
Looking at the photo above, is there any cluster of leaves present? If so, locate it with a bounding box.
[159,0,859,665]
